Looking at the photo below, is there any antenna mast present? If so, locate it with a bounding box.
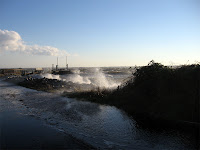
[56,57,58,71]
[66,56,68,70]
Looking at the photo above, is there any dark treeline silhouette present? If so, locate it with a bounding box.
[67,61,200,124]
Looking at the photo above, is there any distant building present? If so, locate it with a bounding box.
[0,69,26,76]
[35,68,43,74]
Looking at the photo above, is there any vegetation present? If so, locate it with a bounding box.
[66,61,200,124]
[15,61,200,124]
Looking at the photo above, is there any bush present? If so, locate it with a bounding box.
[68,61,200,123]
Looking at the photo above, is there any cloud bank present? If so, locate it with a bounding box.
[0,29,67,56]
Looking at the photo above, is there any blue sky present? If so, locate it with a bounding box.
[0,0,200,67]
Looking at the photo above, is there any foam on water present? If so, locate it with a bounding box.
[39,68,121,89]
[41,73,61,80]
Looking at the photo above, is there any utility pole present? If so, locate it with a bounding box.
[56,57,58,71]
[66,56,68,70]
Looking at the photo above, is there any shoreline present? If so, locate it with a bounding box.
[0,78,198,149]
[0,88,95,150]
[3,75,200,128]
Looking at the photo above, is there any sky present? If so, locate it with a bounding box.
[0,0,200,68]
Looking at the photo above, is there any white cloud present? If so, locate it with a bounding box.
[0,29,68,56]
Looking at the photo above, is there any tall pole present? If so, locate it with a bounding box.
[56,57,59,71]
[66,56,68,70]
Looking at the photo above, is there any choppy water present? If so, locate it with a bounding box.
[30,67,133,91]
[0,77,197,149]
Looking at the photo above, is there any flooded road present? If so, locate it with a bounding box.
[0,80,197,149]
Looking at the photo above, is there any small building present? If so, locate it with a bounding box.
[0,69,26,76]
[35,68,43,74]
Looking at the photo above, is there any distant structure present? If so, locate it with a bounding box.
[66,56,69,70]
[52,56,72,75]
[56,57,59,71]
[35,68,43,74]
[0,69,26,76]
[0,68,45,76]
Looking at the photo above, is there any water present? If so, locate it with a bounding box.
[0,68,197,149]
[33,67,133,90]
[0,110,88,149]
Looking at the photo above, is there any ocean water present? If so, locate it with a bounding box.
[30,67,133,92]
[0,67,197,149]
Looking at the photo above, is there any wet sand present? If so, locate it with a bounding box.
[0,111,91,149]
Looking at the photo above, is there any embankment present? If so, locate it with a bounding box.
[67,62,200,125]
[6,62,200,125]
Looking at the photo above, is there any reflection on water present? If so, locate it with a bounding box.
[0,80,197,149]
